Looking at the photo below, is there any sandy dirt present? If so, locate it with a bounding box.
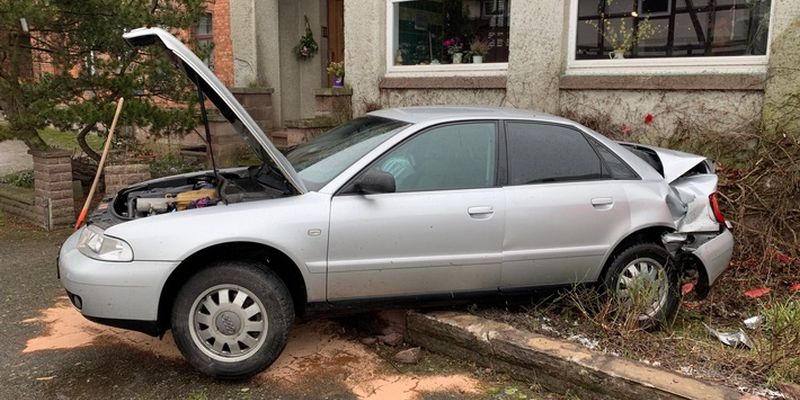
[22,298,480,400]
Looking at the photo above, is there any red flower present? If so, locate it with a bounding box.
[644,113,654,124]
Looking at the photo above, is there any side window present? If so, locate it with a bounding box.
[369,122,497,192]
[588,138,639,180]
[506,122,603,185]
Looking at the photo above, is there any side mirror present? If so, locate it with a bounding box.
[354,170,396,194]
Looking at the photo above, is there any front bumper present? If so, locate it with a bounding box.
[58,228,177,322]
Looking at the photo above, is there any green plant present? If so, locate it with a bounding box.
[149,154,203,178]
[0,0,207,160]
[294,16,319,60]
[470,38,490,56]
[0,169,34,188]
[757,297,800,385]
[326,61,345,78]
[586,14,657,54]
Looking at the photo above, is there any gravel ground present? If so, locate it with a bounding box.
[0,215,558,400]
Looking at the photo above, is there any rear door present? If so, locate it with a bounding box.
[500,121,636,289]
[326,122,505,300]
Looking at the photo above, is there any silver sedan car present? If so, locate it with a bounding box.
[59,28,733,378]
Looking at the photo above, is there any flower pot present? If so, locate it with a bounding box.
[452,52,463,64]
[472,55,483,64]
[333,76,344,88]
[610,49,626,59]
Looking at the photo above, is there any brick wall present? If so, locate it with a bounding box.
[209,0,234,87]
[105,164,151,195]
[31,150,74,230]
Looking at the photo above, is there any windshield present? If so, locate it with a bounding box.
[285,116,409,190]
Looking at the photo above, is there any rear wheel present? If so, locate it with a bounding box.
[171,262,294,378]
[602,243,679,327]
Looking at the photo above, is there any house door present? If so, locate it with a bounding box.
[326,0,344,87]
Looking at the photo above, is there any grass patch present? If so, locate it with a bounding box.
[39,127,104,152]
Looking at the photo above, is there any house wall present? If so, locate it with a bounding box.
[344,0,800,136]
[230,0,327,127]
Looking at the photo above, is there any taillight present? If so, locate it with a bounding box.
[709,192,726,224]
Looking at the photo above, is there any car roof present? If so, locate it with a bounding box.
[368,106,573,125]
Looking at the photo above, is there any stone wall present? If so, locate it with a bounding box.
[32,150,74,230]
[104,164,151,195]
[0,184,37,223]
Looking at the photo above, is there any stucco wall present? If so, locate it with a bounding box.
[344,0,385,115]
[380,88,507,109]
[505,0,568,114]
[560,90,763,135]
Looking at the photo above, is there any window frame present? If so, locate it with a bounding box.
[194,12,214,67]
[337,120,504,195]
[565,0,776,75]
[502,120,640,187]
[385,0,510,75]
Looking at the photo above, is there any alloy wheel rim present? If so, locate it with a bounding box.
[188,284,268,362]
[615,257,669,320]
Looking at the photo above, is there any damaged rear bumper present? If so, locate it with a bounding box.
[663,227,734,291]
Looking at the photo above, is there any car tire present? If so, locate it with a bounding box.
[601,242,679,327]
[171,261,294,378]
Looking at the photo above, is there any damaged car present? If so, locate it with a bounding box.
[58,27,733,378]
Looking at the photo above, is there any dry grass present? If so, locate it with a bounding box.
[478,110,800,394]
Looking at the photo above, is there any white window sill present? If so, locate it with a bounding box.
[386,63,508,77]
[565,56,768,76]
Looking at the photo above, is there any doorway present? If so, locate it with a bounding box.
[326,0,344,87]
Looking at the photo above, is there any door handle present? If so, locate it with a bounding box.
[468,206,494,216]
[591,197,614,209]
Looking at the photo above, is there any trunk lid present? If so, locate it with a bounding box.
[122,27,307,194]
[619,143,713,183]
[619,142,721,232]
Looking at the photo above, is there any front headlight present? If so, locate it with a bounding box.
[77,225,134,262]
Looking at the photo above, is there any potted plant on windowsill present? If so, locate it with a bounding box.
[470,38,490,63]
[586,11,656,59]
[327,61,345,88]
[443,37,463,64]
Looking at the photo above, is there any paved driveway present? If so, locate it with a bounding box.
[0,140,32,176]
[0,218,554,400]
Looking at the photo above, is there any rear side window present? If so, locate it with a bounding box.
[589,138,639,180]
[506,122,603,185]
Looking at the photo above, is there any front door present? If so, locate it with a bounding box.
[327,122,505,300]
[500,121,633,289]
[326,0,344,87]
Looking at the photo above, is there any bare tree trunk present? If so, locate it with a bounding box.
[76,123,100,161]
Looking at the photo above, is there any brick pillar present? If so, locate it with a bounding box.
[31,150,74,230]
[104,164,151,194]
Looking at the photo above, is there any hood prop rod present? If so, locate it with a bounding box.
[195,78,227,204]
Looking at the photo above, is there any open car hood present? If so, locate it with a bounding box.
[619,142,713,183]
[123,27,306,194]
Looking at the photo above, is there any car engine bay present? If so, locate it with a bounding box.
[88,164,292,227]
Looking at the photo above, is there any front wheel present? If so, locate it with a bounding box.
[171,262,294,378]
[602,242,680,327]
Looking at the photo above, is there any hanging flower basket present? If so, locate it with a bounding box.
[294,15,319,60]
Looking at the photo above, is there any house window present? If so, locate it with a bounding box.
[574,0,771,60]
[195,13,214,67]
[388,0,510,69]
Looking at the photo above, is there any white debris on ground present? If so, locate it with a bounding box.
[739,386,786,400]
[567,334,599,350]
[679,366,696,376]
